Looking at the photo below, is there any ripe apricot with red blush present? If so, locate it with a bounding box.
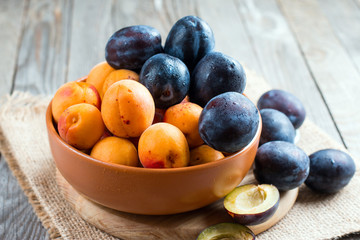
[138,123,190,168]
[58,103,104,150]
[101,69,139,98]
[86,61,115,96]
[90,136,139,167]
[52,81,101,123]
[190,145,224,166]
[164,102,204,148]
[101,80,155,138]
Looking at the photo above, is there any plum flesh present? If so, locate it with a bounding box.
[224,184,280,225]
[197,223,255,240]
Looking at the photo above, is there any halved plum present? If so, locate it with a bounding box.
[224,184,280,225]
[197,223,255,240]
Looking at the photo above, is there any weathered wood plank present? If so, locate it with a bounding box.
[278,0,360,159]
[193,0,264,75]
[232,0,342,143]
[12,0,72,95]
[66,0,112,82]
[317,0,360,73]
[0,157,49,240]
[0,0,26,96]
[1,0,73,239]
[67,0,175,82]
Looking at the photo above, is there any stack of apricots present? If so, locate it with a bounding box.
[51,15,260,169]
[52,62,225,168]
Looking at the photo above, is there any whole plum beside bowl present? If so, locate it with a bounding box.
[259,108,295,145]
[254,141,310,191]
[105,25,163,70]
[305,149,356,193]
[199,92,259,153]
[46,77,262,215]
[257,89,306,129]
[140,53,190,109]
[164,15,215,72]
[189,52,246,107]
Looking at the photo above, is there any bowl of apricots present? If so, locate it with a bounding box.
[46,16,262,215]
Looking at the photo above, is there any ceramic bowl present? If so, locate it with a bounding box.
[46,90,262,215]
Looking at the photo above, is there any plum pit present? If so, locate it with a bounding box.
[224,184,279,225]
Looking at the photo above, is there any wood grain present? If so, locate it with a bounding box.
[12,0,72,95]
[67,0,173,82]
[0,157,48,240]
[317,0,360,73]
[1,0,360,239]
[233,0,342,143]
[57,170,298,240]
[0,0,27,96]
[194,0,264,75]
[278,0,360,159]
[0,0,72,239]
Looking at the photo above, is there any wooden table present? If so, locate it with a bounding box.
[1,0,359,239]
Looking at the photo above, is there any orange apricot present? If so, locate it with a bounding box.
[86,61,115,95]
[101,69,139,98]
[138,123,190,168]
[58,103,105,150]
[52,81,101,123]
[101,80,155,138]
[189,145,224,166]
[163,102,204,148]
[90,136,139,166]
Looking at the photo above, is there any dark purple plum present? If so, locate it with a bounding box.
[260,109,295,145]
[305,149,356,193]
[189,52,246,107]
[257,89,306,129]
[198,92,259,153]
[140,53,190,109]
[254,141,310,191]
[197,223,255,240]
[105,25,163,70]
[164,15,215,72]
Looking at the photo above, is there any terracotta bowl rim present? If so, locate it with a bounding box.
[46,98,262,174]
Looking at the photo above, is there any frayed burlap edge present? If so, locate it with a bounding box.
[0,93,61,239]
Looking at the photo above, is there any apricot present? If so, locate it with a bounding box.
[52,81,101,123]
[86,61,115,95]
[138,123,190,168]
[58,103,105,150]
[90,136,139,166]
[101,69,139,98]
[163,102,204,148]
[101,80,155,138]
[190,145,224,166]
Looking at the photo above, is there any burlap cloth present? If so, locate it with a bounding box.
[0,69,359,240]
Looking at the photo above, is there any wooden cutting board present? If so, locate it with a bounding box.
[57,170,298,239]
